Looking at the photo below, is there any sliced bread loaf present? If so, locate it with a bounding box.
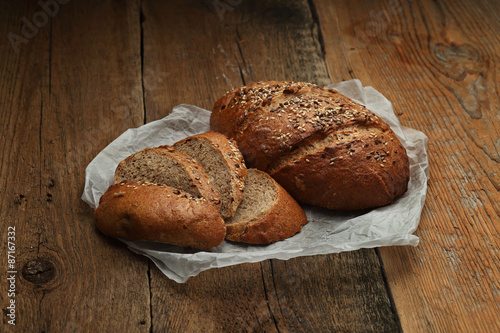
[224,169,308,244]
[173,131,246,219]
[95,182,226,250]
[114,146,221,210]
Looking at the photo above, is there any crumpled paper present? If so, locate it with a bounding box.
[82,79,429,283]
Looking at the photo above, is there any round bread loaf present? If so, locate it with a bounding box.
[210,81,410,210]
[94,182,226,250]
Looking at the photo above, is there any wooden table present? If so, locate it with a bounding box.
[1,0,498,332]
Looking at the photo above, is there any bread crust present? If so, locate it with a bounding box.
[94,182,226,250]
[211,81,410,210]
[114,146,222,211]
[174,131,247,218]
[225,169,308,244]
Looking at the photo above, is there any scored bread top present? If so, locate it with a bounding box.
[210,80,410,210]
[174,131,247,219]
[95,182,226,250]
[114,146,222,210]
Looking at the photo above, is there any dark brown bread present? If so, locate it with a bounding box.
[210,81,410,210]
[94,182,226,250]
[225,169,308,244]
[114,146,222,211]
[174,131,247,219]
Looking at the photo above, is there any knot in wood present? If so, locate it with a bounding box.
[22,259,56,285]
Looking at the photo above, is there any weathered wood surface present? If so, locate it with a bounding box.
[313,0,500,331]
[0,1,150,332]
[143,1,398,332]
[0,0,498,332]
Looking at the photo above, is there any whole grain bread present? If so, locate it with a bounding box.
[114,146,222,210]
[224,169,308,244]
[210,81,410,210]
[94,182,226,250]
[174,131,247,219]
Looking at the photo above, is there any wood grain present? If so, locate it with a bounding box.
[313,0,500,331]
[2,0,498,332]
[1,0,150,332]
[0,2,48,328]
[142,1,399,332]
[141,0,242,119]
[261,251,399,332]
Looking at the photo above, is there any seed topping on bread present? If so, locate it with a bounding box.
[214,81,392,169]
[211,80,410,210]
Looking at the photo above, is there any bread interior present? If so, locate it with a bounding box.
[225,169,276,225]
[115,149,201,197]
[175,139,234,218]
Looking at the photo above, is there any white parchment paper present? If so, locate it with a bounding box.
[82,80,429,283]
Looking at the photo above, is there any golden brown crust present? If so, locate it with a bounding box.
[94,182,226,250]
[114,146,222,211]
[211,81,410,210]
[173,131,247,218]
[225,169,308,244]
[271,127,410,210]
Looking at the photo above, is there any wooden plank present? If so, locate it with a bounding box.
[313,0,500,331]
[142,1,399,332]
[0,2,54,330]
[1,0,150,331]
[262,251,400,332]
[141,0,243,119]
[225,0,331,86]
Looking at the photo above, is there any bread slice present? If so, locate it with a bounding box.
[174,131,246,219]
[114,146,221,210]
[224,169,308,244]
[95,182,226,250]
